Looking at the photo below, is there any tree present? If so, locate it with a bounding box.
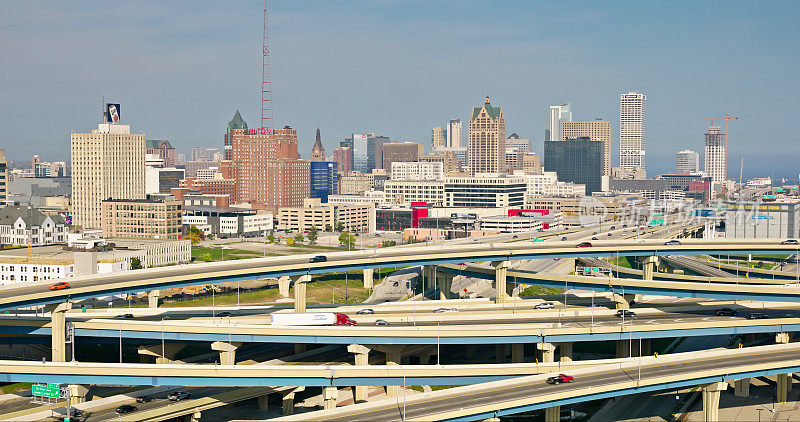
[307,226,318,244]
[381,240,396,248]
[286,237,296,246]
[294,232,304,244]
[267,234,275,244]
[335,222,344,232]
[338,232,355,248]
[130,257,142,270]
[201,253,213,262]
[186,225,205,245]
[325,224,332,232]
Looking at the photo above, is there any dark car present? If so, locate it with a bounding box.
[748,313,769,319]
[561,236,568,241]
[576,242,593,248]
[715,308,738,316]
[616,310,636,318]
[592,232,597,235]
[135,396,153,403]
[610,226,616,230]
[781,239,799,245]
[218,311,232,317]
[309,255,327,263]
[546,374,574,384]
[512,235,519,239]
[356,309,375,315]
[374,319,389,326]
[591,237,598,240]
[664,240,682,246]
[168,391,191,401]
[116,405,137,414]
[115,313,134,319]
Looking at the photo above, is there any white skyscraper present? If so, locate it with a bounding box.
[675,149,700,173]
[704,127,726,183]
[545,103,572,142]
[446,119,462,148]
[619,92,646,171]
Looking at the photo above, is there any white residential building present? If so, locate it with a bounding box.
[390,162,444,181]
[0,204,67,246]
[619,92,646,171]
[446,119,462,148]
[384,180,446,206]
[703,127,726,183]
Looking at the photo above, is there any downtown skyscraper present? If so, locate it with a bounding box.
[468,96,506,175]
[704,126,726,183]
[545,103,572,142]
[619,92,646,171]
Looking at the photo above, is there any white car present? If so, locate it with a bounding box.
[534,302,554,309]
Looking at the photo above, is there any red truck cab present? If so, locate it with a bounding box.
[335,313,357,326]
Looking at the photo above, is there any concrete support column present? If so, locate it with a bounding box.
[511,343,524,363]
[545,405,561,422]
[776,332,793,391]
[282,387,304,416]
[49,302,71,362]
[137,343,188,364]
[778,373,790,403]
[439,274,454,300]
[495,344,507,364]
[702,382,728,422]
[558,342,573,363]
[734,378,750,397]
[363,268,374,289]
[184,411,201,422]
[611,293,635,310]
[374,345,404,397]
[256,394,269,411]
[147,290,160,308]
[67,384,90,405]
[615,339,650,358]
[211,341,242,365]
[642,256,658,281]
[323,386,338,410]
[348,344,371,403]
[537,342,556,363]
[492,261,510,304]
[291,274,311,313]
[278,276,291,297]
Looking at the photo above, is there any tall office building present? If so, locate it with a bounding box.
[505,133,531,153]
[675,149,700,173]
[350,133,370,173]
[446,119,462,148]
[310,127,326,161]
[0,150,6,203]
[544,138,603,194]
[380,142,423,170]
[309,161,338,202]
[468,96,506,175]
[332,146,353,174]
[619,92,646,171]
[71,123,146,228]
[545,103,571,142]
[431,126,446,150]
[704,127,726,183]
[227,126,310,212]
[562,120,612,177]
[224,110,248,160]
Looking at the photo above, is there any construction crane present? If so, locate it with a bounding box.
[703,114,739,180]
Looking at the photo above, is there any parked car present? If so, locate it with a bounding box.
[534,302,555,309]
[664,240,682,246]
[748,313,769,319]
[374,319,389,326]
[781,239,799,245]
[576,242,593,248]
[135,396,153,403]
[433,308,458,313]
[309,255,327,263]
[715,308,738,316]
[356,309,375,315]
[168,391,191,401]
[116,405,137,414]
[546,374,574,384]
[616,310,636,318]
[49,281,70,291]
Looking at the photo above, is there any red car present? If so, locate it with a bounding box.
[547,374,574,384]
[576,242,593,248]
[49,282,70,291]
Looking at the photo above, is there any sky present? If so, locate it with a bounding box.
[2,1,799,180]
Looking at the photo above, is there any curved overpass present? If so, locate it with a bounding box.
[0,239,797,311]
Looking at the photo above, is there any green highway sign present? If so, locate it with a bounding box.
[32,384,59,398]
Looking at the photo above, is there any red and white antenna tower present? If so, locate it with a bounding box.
[260,0,273,130]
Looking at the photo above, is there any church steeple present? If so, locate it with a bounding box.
[311,125,326,161]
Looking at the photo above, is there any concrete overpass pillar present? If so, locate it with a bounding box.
[363,268,374,289]
[776,332,793,393]
[492,260,510,304]
[616,339,650,358]
[778,373,790,403]
[67,384,90,405]
[537,342,556,363]
[374,345,404,397]
[183,411,202,422]
[558,342,573,363]
[137,343,188,364]
[49,302,71,362]
[278,276,291,297]
[545,405,561,422]
[734,378,750,397]
[291,274,311,313]
[611,293,635,310]
[281,387,304,415]
[323,386,338,410]
[776,332,791,344]
[439,274,455,300]
[642,256,658,281]
[147,290,161,308]
[257,394,269,411]
[702,382,728,422]
[511,343,524,363]
[211,341,242,365]
[495,344,507,364]
[348,344,371,403]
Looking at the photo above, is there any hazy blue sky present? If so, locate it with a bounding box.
[2,1,798,179]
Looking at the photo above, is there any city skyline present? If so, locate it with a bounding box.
[2,1,799,179]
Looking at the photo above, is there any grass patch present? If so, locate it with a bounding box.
[518,285,565,296]
[430,385,462,391]
[191,246,266,262]
[408,386,425,392]
[1,382,32,394]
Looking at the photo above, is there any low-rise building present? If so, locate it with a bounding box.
[277,198,373,233]
[327,190,386,205]
[101,197,183,240]
[339,172,375,195]
[390,162,444,181]
[444,175,526,208]
[384,180,445,206]
[0,203,67,246]
[725,200,800,239]
[145,167,185,195]
[480,216,543,233]
[182,206,273,237]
